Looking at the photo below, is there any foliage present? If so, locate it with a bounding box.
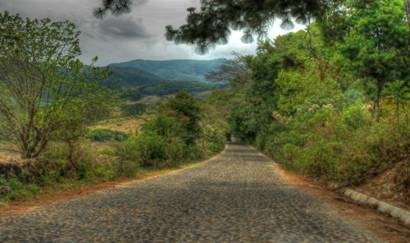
[165,0,337,53]
[120,103,147,117]
[113,91,228,170]
[0,12,114,159]
[330,0,410,116]
[162,92,202,145]
[86,129,129,142]
[222,1,410,189]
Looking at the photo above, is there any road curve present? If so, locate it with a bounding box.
[0,144,378,242]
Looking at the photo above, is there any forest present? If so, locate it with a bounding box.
[0,0,409,206]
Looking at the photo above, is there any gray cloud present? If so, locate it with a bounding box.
[99,17,148,38]
[0,0,303,65]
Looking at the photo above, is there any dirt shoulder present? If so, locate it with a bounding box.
[274,163,410,243]
[353,161,409,211]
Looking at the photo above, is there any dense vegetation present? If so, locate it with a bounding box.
[213,1,410,197]
[114,92,227,172]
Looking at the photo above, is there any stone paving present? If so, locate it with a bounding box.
[0,144,379,242]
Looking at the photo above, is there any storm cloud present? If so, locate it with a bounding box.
[0,0,304,65]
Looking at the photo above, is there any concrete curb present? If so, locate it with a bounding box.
[343,189,410,227]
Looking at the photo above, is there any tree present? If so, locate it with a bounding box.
[0,12,113,159]
[405,0,410,29]
[206,55,251,89]
[162,92,201,145]
[165,0,337,53]
[333,0,410,118]
[384,80,410,126]
[94,0,132,18]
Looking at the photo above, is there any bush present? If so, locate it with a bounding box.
[143,116,185,138]
[121,103,146,117]
[0,177,40,201]
[342,103,369,129]
[86,129,129,142]
[115,133,160,168]
[200,125,226,155]
[40,141,100,180]
[130,132,166,167]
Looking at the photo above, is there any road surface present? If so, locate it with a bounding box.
[0,144,378,242]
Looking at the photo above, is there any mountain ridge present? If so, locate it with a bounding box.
[108,58,227,83]
[102,58,228,99]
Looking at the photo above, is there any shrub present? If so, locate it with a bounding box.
[342,103,369,129]
[114,133,166,168]
[121,103,146,117]
[143,116,185,138]
[0,177,40,201]
[86,129,129,142]
[302,141,343,181]
[163,137,186,166]
[200,125,227,155]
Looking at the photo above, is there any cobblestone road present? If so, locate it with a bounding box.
[0,144,379,242]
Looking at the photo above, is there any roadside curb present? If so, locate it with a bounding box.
[343,189,410,227]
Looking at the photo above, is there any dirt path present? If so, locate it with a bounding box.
[0,144,382,242]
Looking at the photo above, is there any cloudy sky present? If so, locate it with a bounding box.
[0,0,304,65]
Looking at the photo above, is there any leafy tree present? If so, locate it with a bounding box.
[162,92,202,144]
[383,80,410,125]
[0,12,113,159]
[334,0,410,118]
[165,0,338,53]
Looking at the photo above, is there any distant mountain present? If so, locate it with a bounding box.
[102,66,163,88]
[109,58,227,83]
[102,58,228,100]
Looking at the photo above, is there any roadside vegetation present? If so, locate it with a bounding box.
[209,0,410,202]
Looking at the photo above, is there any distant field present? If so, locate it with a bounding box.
[0,116,151,164]
[92,115,152,134]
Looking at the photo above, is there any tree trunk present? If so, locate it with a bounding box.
[374,80,384,122]
[67,141,77,170]
[405,0,410,30]
[395,99,400,130]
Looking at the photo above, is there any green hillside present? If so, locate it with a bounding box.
[104,59,228,99]
[102,66,163,88]
[109,58,227,82]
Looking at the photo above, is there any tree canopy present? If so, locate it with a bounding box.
[165,0,338,53]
